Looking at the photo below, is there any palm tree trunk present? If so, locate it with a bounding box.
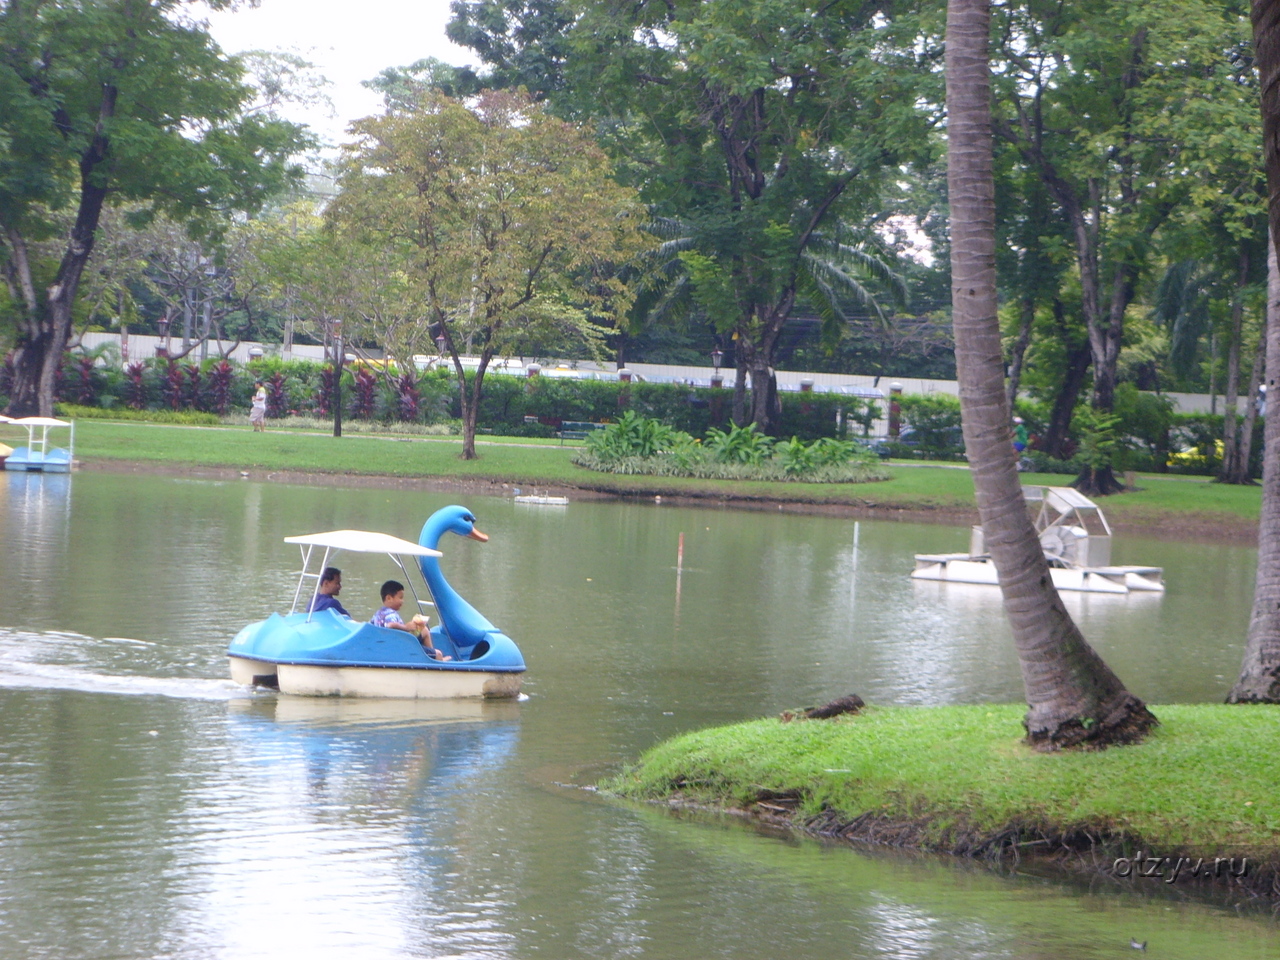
[946,0,1156,748]
[1229,226,1280,701]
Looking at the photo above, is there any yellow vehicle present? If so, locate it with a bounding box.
[1167,439,1223,467]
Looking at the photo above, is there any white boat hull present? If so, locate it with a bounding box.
[911,554,1164,594]
[229,655,522,699]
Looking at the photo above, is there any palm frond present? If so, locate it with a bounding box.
[800,252,888,326]
[804,240,908,305]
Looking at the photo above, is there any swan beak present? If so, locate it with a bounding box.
[468,527,489,542]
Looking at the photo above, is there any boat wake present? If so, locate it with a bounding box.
[0,627,249,701]
[0,662,248,700]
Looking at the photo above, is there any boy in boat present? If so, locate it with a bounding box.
[372,579,451,661]
[309,567,351,617]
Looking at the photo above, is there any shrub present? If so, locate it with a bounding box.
[55,403,219,425]
[72,354,98,406]
[570,449,887,483]
[897,393,964,457]
[352,369,378,420]
[161,361,185,410]
[123,361,149,409]
[266,372,288,419]
[395,371,421,422]
[182,363,203,410]
[705,422,774,465]
[314,365,336,417]
[206,361,234,415]
[586,410,686,461]
[776,436,816,476]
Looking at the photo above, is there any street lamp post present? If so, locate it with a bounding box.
[710,347,724,389]
[156,316,170,359]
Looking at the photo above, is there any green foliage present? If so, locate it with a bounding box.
[586,410,688,461]
[328,89,645,456]
[1112,383,1176,467]
[55,403,219,426]
[704,422,775,465]
[896,393,964,456]
[808,437,862,467]
[1072,408,1123,471]
[571,449,885,484]
[776,436,816,476]
[576,415,877,481]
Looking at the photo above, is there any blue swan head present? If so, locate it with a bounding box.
[420,505,488,550]
[417,506,495,646]
[415,505,524,670]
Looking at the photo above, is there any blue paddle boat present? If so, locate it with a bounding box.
[228,506,525,698]
[3,416,74,472]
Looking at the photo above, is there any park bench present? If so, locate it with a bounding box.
[558,420,606,444]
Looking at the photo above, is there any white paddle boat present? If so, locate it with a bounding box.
[911,485,1164,595]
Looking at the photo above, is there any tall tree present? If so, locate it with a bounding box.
[329,90,643,459]
[1229,0,1280,701]
[466,0,933,435]
[992,0,1258,494]
[946,0,1157,747]
[0,0,307,417]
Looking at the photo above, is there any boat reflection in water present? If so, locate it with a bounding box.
[214,697,524,955]
[226,696,522,798]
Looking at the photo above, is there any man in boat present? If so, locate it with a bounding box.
[372,580,451,661]
[309,567,351,617]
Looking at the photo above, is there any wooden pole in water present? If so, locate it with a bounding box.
[677,532,684,573]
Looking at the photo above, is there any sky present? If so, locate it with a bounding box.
[202,0,475,149]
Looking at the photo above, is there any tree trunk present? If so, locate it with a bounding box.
[1228,9,1280,701]
[732,337,748,427]
[946,0,1156,748]
[1221,249,1250,480]
[1040,341,1091,459]
[1233,343,1265,484]
[1005,295,1034,411]
[459,379,480,460]
[4,85,116,418]
[747,361,780,432]
[457,353,492,461]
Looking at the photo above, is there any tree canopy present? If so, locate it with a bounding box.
[327,89,645,458]
[0,0,309,415]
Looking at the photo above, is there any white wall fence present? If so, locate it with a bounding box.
[76,331,1221,417]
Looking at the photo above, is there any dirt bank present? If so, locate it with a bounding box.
[655,792,1280,906]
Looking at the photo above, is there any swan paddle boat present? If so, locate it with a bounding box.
[3,416,74,472]
[228,505,525,698]
[911,485,1164,595]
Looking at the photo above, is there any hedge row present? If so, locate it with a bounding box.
[2,352,881,443]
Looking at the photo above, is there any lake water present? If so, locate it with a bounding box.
[0,469,1276,959]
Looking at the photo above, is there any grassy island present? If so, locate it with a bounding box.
[604,705,1280,891]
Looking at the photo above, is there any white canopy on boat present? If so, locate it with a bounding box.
[11,417,71,427]
[284,529,442,557]
[0,415,11,423]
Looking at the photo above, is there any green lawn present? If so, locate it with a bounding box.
[605,704,1280,855]
[59,419,1264,524]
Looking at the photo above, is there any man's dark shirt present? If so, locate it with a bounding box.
[310,595,351,617]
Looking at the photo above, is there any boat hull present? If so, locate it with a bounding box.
[911,554,1164,594]
[4,446,72,472]
[276,662,520,698]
